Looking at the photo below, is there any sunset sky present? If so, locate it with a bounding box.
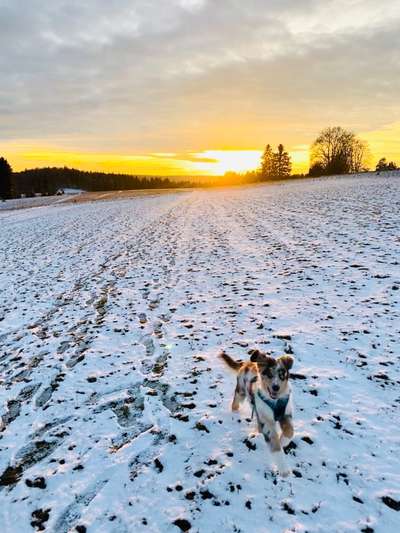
[1,0,400,176]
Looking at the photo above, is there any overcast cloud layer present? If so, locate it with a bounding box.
[1,0,400,158]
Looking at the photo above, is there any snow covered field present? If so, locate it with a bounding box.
[0,195,71,211]
[0,175,399,533]
[0,189,186,212]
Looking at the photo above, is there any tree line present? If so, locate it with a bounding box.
[375,157,398,172]
[1,126,398,199]
[0,165,194,200]
[246,126,397,182]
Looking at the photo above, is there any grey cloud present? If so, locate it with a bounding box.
[1,0,399,150]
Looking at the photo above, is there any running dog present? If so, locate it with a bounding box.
[220,349,294,476]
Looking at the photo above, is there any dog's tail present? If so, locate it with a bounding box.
[219,351,242,372]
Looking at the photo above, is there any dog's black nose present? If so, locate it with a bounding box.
[272,384,280,392]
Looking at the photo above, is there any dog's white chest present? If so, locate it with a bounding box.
[253,387,293,423]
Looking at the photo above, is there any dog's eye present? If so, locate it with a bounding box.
[262,369,272,378]
[278,370,287,380]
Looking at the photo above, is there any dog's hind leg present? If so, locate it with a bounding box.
[231,380,245,411]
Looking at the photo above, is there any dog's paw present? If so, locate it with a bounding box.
[272,451,291,477]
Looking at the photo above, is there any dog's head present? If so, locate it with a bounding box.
[249,349,293,399]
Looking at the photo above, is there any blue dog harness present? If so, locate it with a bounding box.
[250,386,290,422]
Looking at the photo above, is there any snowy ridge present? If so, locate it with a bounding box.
[0,176,399,532]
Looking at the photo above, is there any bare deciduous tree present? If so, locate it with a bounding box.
[310,126,370,175]
[350,139,371,173]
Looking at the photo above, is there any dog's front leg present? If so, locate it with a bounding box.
[259,419,291,477]
[270,429,291,477]
[280,415,294,449]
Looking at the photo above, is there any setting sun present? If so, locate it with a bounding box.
[194,150,262,175]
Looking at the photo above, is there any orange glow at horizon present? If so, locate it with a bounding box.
[2,121,399,178]
[0,143,310,176]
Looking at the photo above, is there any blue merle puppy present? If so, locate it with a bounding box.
[220,349,294,476]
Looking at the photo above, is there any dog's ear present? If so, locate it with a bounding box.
[278,355,294,371]
[249,349,264,362]
[250,350,276,367]
[248,348,260,359]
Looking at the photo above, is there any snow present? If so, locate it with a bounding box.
[0,175,399,533]
[60,189,85,195]
[0,195,72,212]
